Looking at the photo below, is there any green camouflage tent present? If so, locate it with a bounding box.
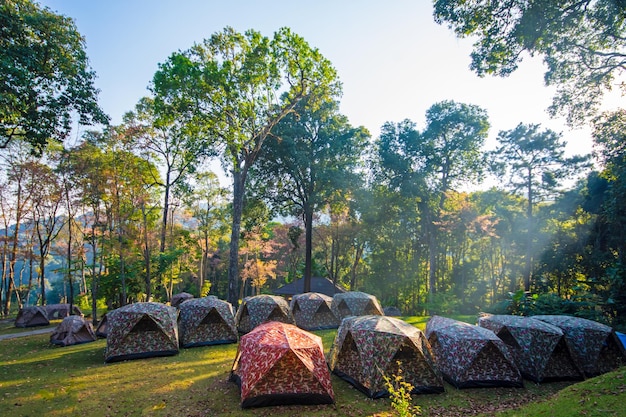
[50,315,96,347]
[105,302,179,363]
[178,296,237,347]
[533,315,626,377]
[478,314,583,382]
[425,316,523,388]
[290,292,340,330]
[234,295,294,334]
[329,315,444,398]
[230,321,335,408]
[331,291,384,320]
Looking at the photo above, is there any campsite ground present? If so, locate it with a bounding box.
[0,317,624,416]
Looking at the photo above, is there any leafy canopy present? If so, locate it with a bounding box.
[433,0,626,126]
[0,0,108,154]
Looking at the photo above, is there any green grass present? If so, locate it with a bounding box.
[0,316,622,416]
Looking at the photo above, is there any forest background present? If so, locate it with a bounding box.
[1,0,625,331]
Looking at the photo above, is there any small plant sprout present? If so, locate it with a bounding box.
[382,361,421,417]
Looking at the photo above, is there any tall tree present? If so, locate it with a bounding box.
[433,0,626,125]
[125,97,209,268]
[183,171,229,297]
[29,160,64,307]
[0,140,37,315]
[376,101,489,307]
[0,0,108,153]
[490,123,591,291]
[151,27,340,306]
[253,98,368,292]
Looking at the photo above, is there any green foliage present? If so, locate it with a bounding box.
[490,290,609,324]
[433,0,626,125]
[382,362,422,417]
[0,0,108,153]
[425,292,462,316]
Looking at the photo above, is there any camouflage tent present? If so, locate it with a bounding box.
[290,292,340,330]
[234,295,294,334]
[329,315,444,398]
[383,306,402,317]
[533,315,626,377]
[105,302,179,363]
[95,313,108,338]
[425,316,523,388]
[331,291,384,320]
[50,315,97,347]
[478,314,583,382]
[230,321,334,408]
[14,306,49,328]
[44,303,83,320]
[171,292,194,308]
[178,296,237,348]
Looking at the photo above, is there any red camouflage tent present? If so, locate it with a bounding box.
[230,321,335,408]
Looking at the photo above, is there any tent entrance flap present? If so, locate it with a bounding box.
[201,308,223,325]
[131,315,160,333]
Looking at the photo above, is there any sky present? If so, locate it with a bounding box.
[38,0,620,184]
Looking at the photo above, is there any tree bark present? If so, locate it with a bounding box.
[227,169,244,307]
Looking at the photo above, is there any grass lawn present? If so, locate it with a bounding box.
[0,316,623,416]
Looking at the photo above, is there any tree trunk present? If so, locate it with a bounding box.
[303,202,313,293]
[524,167,533,292]
[141,203,152,301]
[227,170,244,307]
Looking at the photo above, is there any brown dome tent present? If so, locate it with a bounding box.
[105,302,179,363]
[14,306,49,328]
[234,294,294,334]
[230,321,334,408]
[171,292,194,308]
[425,316,523,388]
[331,291,384,320]
[329,315,444,398]
[44,303,83,320]
[178,296,237,348]
[290,292,340,330]
[50,315,97,347]
[478,314,584,382]
[533,315,626,377]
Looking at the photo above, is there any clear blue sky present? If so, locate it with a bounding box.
[39,0,611,175]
